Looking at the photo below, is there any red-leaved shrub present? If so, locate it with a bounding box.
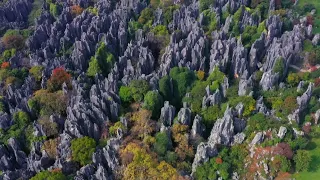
[47,67,71,92]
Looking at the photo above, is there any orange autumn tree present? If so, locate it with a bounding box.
[1,62,10,69]
[47,67,71,92]
[70,5,84,17]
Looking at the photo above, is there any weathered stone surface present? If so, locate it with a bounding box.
[277,126,287,139]
[191,114,205,138]
[160,101,175,127]
[177,104,192,126]
[250,132,264,145]
[288,83,313,124]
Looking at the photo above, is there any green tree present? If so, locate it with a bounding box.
[201,105,223,134]
[87,57,100,77]
[199,0,214,12]
[153,132,171,157]
[30,170,67,180]
[138,8,154,24]
[271,155,291,174]
[273,57,285,76]
[169,67,195,107]
[294,150,311,172]
[287,73,300,86]
[151,25,169,36]
[159,75,172,101]
[13,111,30,127]
[129,80,150,102]
[87,43,115,77]
[143,91,163,119]
[71,136,96,166]
[119,86,133,105]
[29,66,44,82]
[109,121,126,137]
[49,3,60,17]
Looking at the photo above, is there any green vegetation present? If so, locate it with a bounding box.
[28,90,68,116]
[151,25,169,36]
[29,66,44,82]
[2,48,16,61]
[169,67,196,107]
[49,3,60,17]
[153,132,171,157]
[30,170,67,180]
[143,91,164,119]
[87,43,115,77]
[28,0,43,26]
[199,0,214,12]
[293,128,320,179]
[202,10,218,34]
[109,121,126,137]
[159,75,172,102]
[296,0,320,33]
[195,145,248,179]
[119,80,150,104]
[71,136,96,166]
[87,7,98,15]
[273,57,285,76]
[294,150,312,172]
[163,5,179,25]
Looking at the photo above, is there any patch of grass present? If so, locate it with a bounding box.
[293,127,320,179]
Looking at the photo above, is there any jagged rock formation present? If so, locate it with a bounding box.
[177,103,192,126]
[0,0,33,30]
[288,83,313,124]
[160,101,176,127]
[191,114,205,138]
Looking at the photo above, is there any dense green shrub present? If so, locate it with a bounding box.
[2,48,16,60]
[273,57,285,75]
[87,7,98,15]
[202,10,218,33]
[109,121,126,137]
[184,81,207,114]
[119,86,133,105]
[28,0,43,26]
[151,25,169,36]
[194,147,231,179]
[201,105,223,133]
[287,73,300,86]
[129,80,150,102]
[294,150,311,172]
[199,0,214,12]
[71,136,96,166]
[159,75,172,101]
[29,66,44,82]
[153,132,171,157]
[49,3,60,17]
[245,113,283,137]
[128,21,142,40]
[143,91,163,119]
[13,111,30,127]
[138,8,154,25]
[30,170,67,180]
[87,43,115,77]
[228,96,255,117]
[28,90,68,116]
[169,67,195,107]
[163,5,179,25]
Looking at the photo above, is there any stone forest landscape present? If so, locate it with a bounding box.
[1,0,320,179]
